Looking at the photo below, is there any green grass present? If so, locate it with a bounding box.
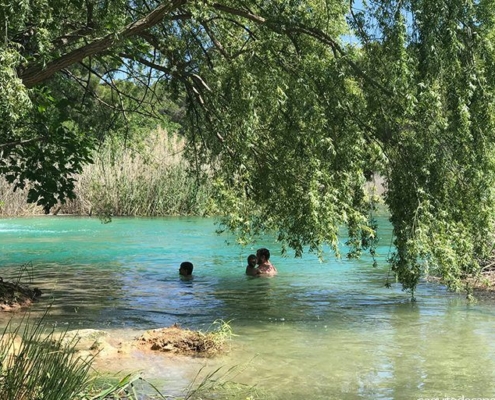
[183,363,268,400]
[0,315,94,400]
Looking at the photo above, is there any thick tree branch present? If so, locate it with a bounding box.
[202,21,230,60]
[20,0,187,88]
[19,0,395,102]
[212,3,266,24]
[0,136,44,149]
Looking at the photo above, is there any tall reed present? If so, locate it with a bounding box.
[64,127,213,217]
[0,180,44,216]
[0,128,213,217]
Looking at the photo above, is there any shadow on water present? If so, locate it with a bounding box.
[1,216,495,399]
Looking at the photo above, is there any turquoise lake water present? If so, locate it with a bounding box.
[1,216,495,399]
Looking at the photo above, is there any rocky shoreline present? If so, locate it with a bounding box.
[0,279,42,311]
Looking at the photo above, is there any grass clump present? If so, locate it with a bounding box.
[0,317,94,400]
[183,363,268,400]
[83,373,167,400]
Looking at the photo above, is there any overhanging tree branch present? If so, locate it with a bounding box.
[18,0,393,101]
[0,137,44,149]
[19,0,187,88]
[211,3,266,24]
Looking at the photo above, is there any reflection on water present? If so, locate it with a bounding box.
[1,216,495,399]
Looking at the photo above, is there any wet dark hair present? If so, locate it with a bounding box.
[248,254,258,268]
[180,261,194,275]
[256,248,270,260]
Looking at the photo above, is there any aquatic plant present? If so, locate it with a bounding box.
[183,363,267,400]
[82,374,167,400]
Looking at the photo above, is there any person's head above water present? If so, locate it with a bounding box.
[256,248,270,263]
[247,254,257,268]
[179,261,194,276]
[256,247,277,275]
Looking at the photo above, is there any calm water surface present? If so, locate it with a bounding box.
[1,216,494,399]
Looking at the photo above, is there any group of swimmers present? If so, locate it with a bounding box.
[178,247,277,279]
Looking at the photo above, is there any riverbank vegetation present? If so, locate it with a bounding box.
[0,314,239,400]
[2,0,495,296]
[0,316,141,400]
[0,128,213,218]
[63,128,214,218]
